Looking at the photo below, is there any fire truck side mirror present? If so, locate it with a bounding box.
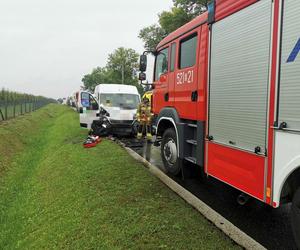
[139,55,147,72]
[139,72,147,81]
[159,74,167,83]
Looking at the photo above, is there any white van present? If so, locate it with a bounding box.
[79,84,140,135]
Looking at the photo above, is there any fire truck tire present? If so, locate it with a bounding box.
[291,187,300,248]
[161,128,181,176]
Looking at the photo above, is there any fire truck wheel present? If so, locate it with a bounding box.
[291,187,300,248]
[161,128,181,176]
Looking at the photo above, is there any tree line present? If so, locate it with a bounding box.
[82,0,208,92]
[0,88,55,104]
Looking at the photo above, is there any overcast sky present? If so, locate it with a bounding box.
[0,0,172,99]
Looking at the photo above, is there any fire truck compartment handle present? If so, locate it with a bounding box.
[164,93,169,102]
[271,121,287,130]
[271,122,300,133]
[191,91,198,102]
[229,141,236,145]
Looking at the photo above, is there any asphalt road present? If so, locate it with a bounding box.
[120,138,298,250]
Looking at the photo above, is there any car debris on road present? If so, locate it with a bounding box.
[83,135,102,148]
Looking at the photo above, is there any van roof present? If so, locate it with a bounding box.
[94,84,139,95]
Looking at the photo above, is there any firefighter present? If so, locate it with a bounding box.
[136,96,153,140]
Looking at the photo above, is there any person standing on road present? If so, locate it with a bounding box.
[136,97,153,140]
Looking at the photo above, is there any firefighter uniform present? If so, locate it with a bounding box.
[136,98,153,140]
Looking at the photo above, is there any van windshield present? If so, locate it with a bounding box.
[100,94,140,110]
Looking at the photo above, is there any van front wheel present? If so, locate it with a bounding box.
[161,128,181,176]
[291,188,300,248]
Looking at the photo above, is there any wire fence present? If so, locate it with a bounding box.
[0,89,56,122]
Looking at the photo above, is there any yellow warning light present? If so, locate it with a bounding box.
[266,187,271,198]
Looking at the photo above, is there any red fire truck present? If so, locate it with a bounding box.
[139,0,300,245]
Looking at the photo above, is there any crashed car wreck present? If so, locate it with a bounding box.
[90,108,139,137]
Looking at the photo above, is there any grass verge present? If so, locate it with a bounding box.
[0,104,240,249]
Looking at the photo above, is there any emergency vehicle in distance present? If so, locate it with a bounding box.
[139,0,300,246]
[78,84,140,135]
[68,92,78,109]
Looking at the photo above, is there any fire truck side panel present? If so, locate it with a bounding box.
[207,143,265,200]
[273,0,300,207]
[206,0,273,201]
[173,29,200,120]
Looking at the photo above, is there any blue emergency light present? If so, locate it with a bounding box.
[208,0,216,24]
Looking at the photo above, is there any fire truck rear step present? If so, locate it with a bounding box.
[186,139,197,145]
[184,156,197,164]
[182,122,205,168]
[187,123,197,128]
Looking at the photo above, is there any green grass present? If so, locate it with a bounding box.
[0,104,240,249]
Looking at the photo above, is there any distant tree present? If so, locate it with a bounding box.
[138,25,167,52]
[173,0,208,18]
[82,47,144,94]
[139,0,207,50]
[159,7,191,35]
[106,47,139,84]
[82,67,111,92]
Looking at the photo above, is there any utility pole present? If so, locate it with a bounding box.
[121,63,125,84]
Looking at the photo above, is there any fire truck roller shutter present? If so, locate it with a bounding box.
[208,0,272,153]
[278,0,300,130]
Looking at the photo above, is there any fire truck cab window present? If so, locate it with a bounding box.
[155,48,169,81]
[179,34,197,69]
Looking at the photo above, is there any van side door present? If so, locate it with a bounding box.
[79,92,99,129]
